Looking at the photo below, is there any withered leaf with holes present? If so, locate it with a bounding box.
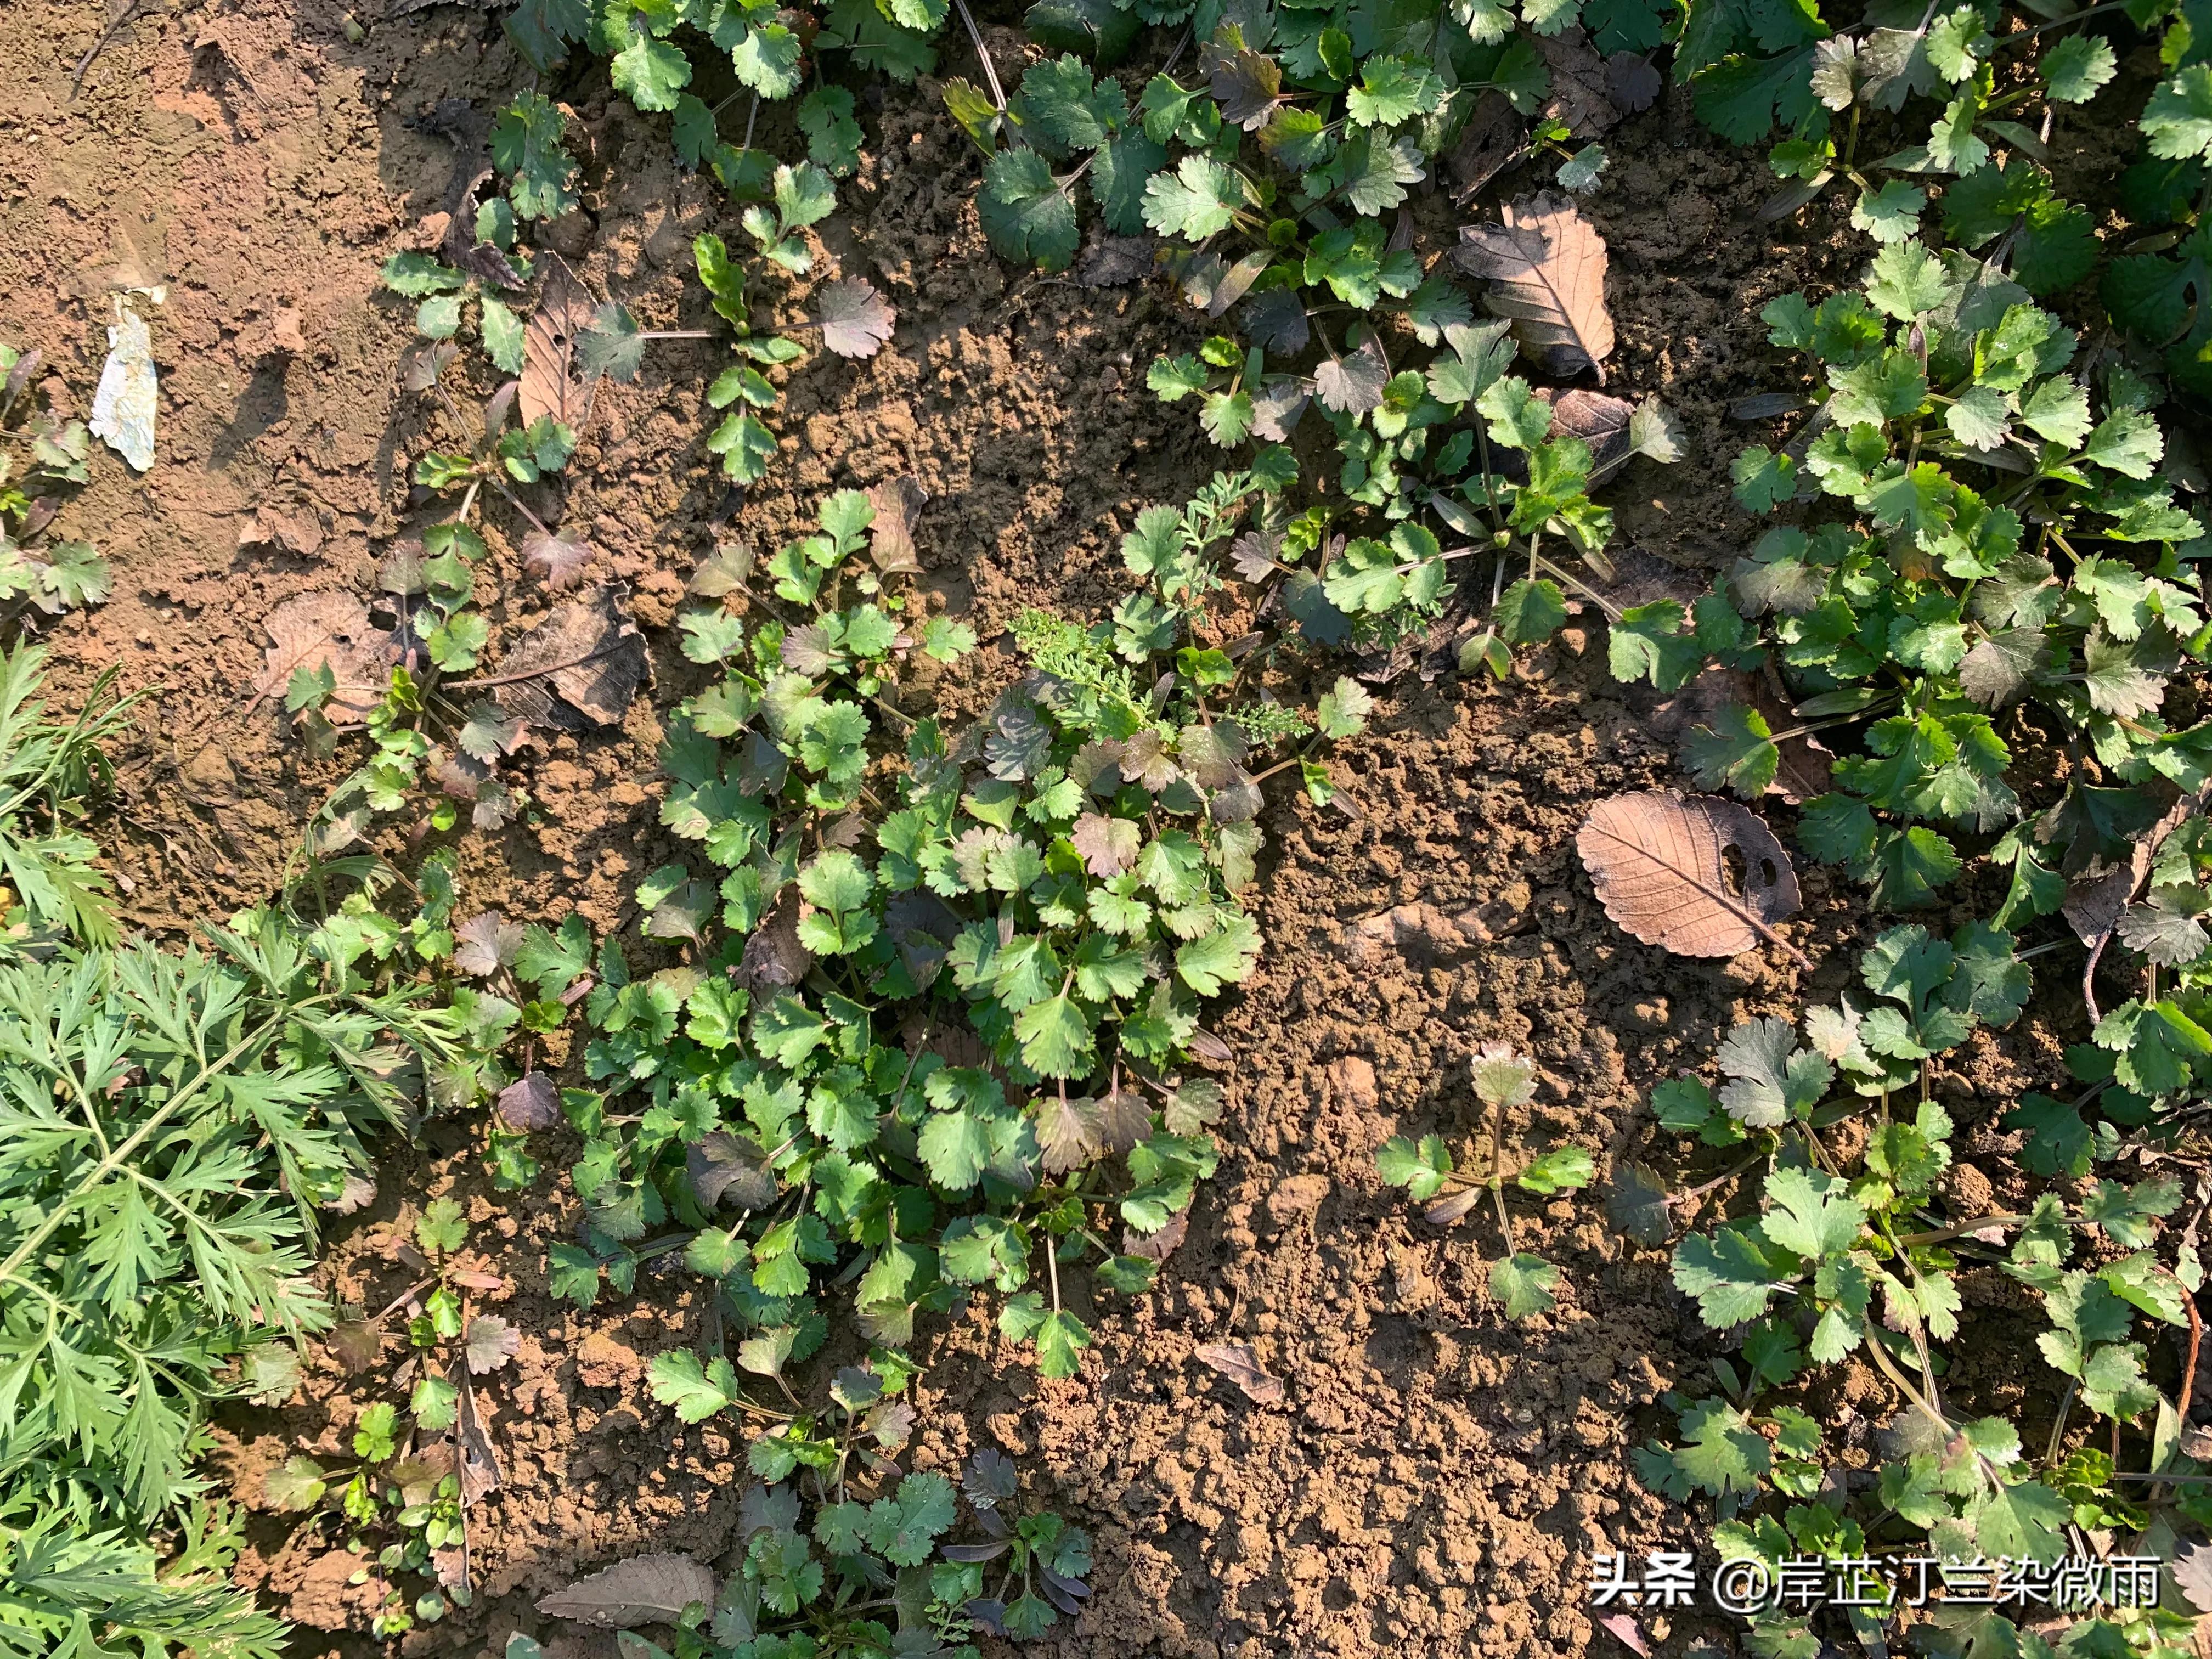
[491,587,648,730]
[1576,791,1808,963]
[256,592,396,726]
[867,477,926,576]
[815,278,896,359]
[1455,191,1616,381]
[495,1071,559,1130]
[519,252,596,428]
[1193,1342,1284,1404]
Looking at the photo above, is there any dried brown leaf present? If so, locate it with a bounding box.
[324,1172,377,1215]
[1537,29,1621,138]
[1447,91,1527,204]
[815,278,896,359]
[689,1130,779,1211]
[256,592,394,726]
[1036,1092,1102,1175]
[496,1071,559,1130]
[465,1314,521,1374]
[1544,388,1635,471]
[1606,53,1662,111]
[1454,191,1615,381]
[454,911,523,977]
[490,587,648,729]
[239,504,325,557]
[519,252,595,428]
[1070,812,1139,877]
[1077,234,1155,287]
[691,540,754,597]
[1124,1205,1190,1263]
[328,1319,383,1373]
[1193,1342,1284,1404]
[1575,790,1807,963]
[1206,39,1283,129]
[1313,337,1387,415]
[538,1555,718,1627]
[524,529,596,589]
[735,884,815,992]
[867,477,926,577]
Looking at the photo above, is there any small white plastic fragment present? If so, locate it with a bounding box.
[89,298,155,472]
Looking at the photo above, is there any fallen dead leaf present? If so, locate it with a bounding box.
[489,587,648,730]
[537,1554,717,1628]
[239,503,324,557]
[1576,790,1807,964]
[1194,1342,1284,1405]
[519,252,595,428]
[1455,191,1615,382]
[815,278,896,359]
[255,592,394,725]
[867,477,926,577]
[1447,89,1527,203]
[1077,234,1155,287]
[1537,29,1621,138]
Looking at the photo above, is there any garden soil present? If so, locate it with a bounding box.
[0,0,2123,1654]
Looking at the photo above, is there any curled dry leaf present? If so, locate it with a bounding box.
[1544,388,1635,471]
[815,278,896,359]
[496,1071,559,1130]
[256,592,395,726]
[238,503,325,557]
[1193,1341,1285,1404]
[867,477,926,577]
[1575,790,1808,964]
[519,252,595,428]
[490,587,648,730]
[1454,191,1616,382]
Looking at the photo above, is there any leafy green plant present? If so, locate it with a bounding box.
[1375,1041,1595,1318]
[1634,920,2212,1658]
[1687,239,2206,912]
[0,642,518,1659]
[507,470,1368,1388]
[0,344,109,620]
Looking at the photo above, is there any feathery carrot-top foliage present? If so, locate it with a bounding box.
[0,646,485,1657]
